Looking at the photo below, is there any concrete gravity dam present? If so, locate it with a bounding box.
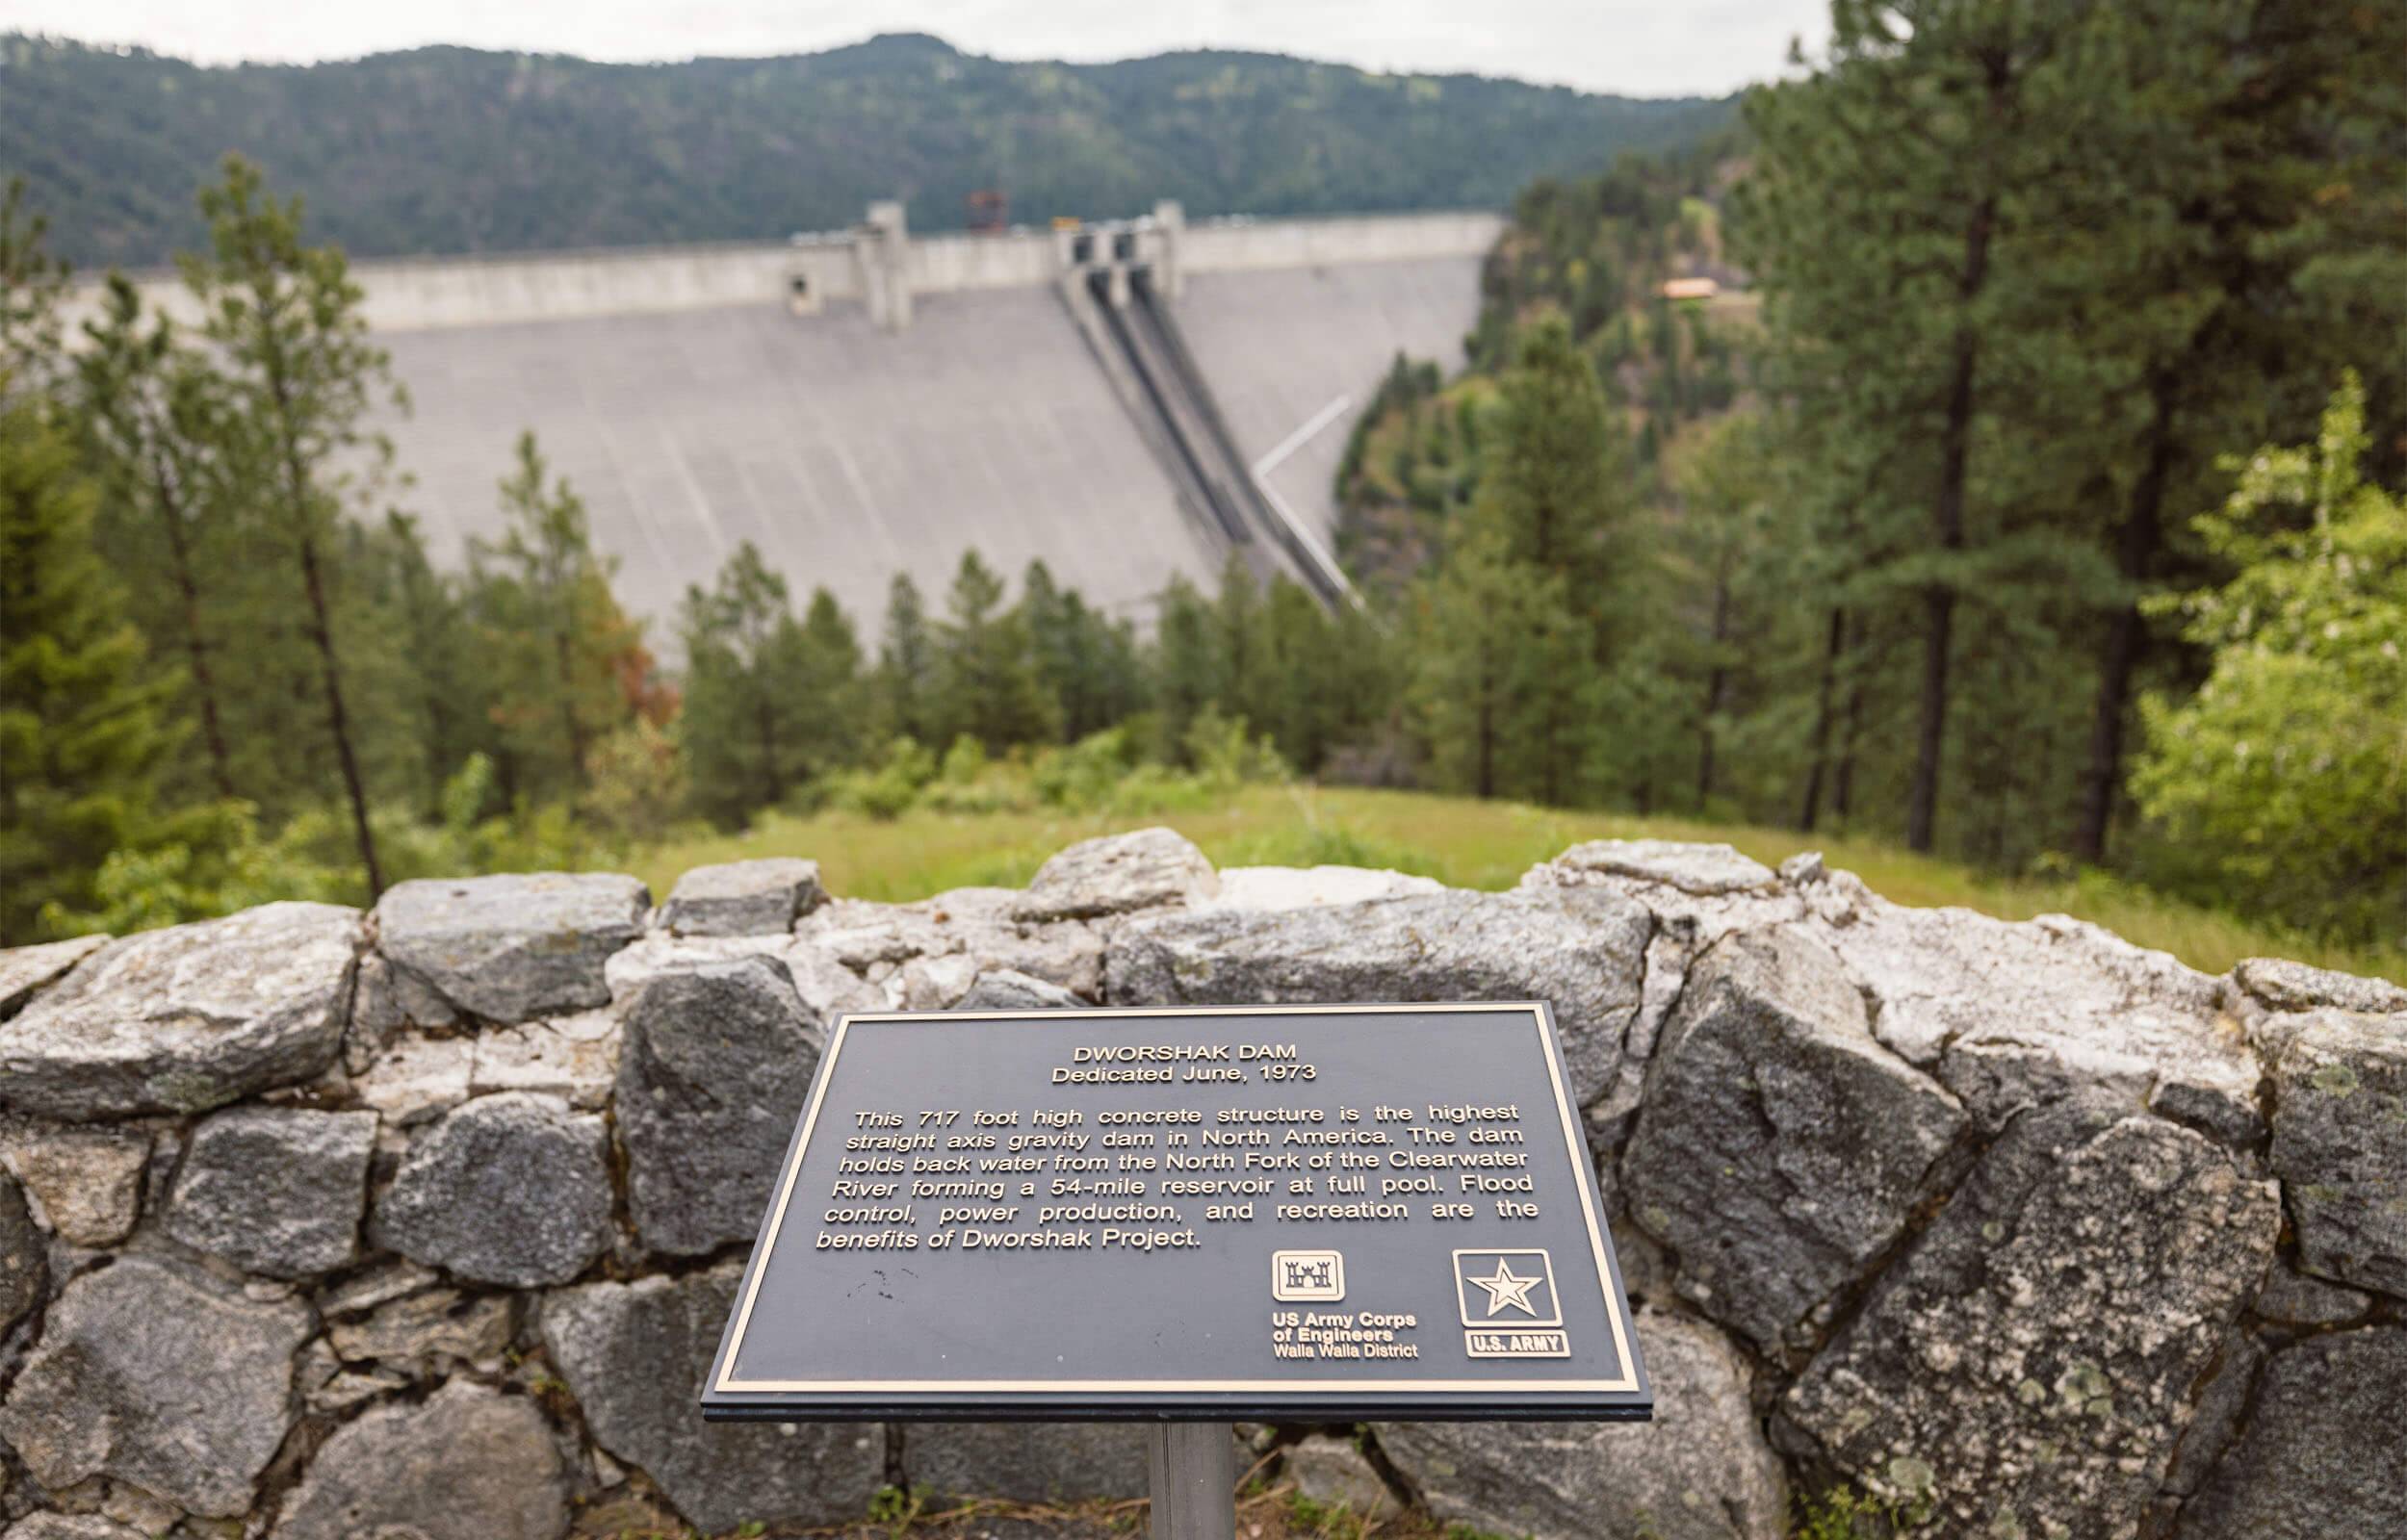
[86,203,1502,627]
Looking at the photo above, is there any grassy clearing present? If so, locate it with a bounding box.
[629,784,2402,984]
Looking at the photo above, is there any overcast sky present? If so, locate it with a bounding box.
[1,1,1828,98]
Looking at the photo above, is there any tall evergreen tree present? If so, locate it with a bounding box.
[1148,575,1219,762]
[873,573,936,744]
[0,177,67,399]
[469,431,632,800]
[182,155,399,894]
[0,399,187,941]
[1743,0,2098,853]
[679,541,814,830]
[930,551,1057,750]
[73,275,242,800]
[368,512,488,816]
[1474,315,1637,654]
[2056,0,2407,860]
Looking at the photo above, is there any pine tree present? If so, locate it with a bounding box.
[371,512,488,816]
[930,551,1057,750]
[182,156,399,895]
[873,573,936,744]
[1149,575,1219,762]
[679,541,812,830]
[73,274,243,801]
[795,586,867,767]
[1022,559,1141,741]
[469,431,633,800]
[2057,0,2407,860]
[0,177,68,399]
[1475,315,1636,652]
[1742,1,2100,854]
[0,399,185,941]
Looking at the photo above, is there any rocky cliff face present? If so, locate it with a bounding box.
[0,834,2397,1540]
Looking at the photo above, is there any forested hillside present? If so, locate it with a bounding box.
[1329,1,2407,946]
[0,32,1732,268]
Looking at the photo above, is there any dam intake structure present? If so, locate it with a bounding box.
[63,203,1500,626]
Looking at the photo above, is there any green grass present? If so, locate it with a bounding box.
[628,785,2403,984]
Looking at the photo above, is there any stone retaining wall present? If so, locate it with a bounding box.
[0,833,2398,1539]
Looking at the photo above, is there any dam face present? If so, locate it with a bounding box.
[69,207,1501,627]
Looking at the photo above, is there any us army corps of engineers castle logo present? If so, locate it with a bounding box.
[1453,1248,1568,1358]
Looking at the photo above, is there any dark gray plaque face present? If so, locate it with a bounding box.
[702,1004,1650,1421]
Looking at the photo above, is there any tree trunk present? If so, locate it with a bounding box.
[2073,376,2176,862]
[757,693,782,809]
[296,527,382,898]
[1696,570,1732,805]
[1799,606,1846,832]
[1475,661,1496,801]
[268,360,381,899]
[1835,616,1864,824]
[555,625,590,786]
[1906,193,1996,854]
[151,455,235,800]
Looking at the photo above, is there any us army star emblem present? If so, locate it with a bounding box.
[1468,1258,1542,1317]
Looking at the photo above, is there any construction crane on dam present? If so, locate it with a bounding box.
[60,201,1502,629]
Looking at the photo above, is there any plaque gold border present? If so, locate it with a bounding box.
[712,1003,1641,1397]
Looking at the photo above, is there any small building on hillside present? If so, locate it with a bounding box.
[1660,276,1720,301]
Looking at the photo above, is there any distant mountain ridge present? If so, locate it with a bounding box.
[1,31,1735,269]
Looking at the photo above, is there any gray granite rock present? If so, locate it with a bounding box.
[468,1010,619,1108]
[1,1519,144,1540]
[375,872,648,1020]
[1814,898,2259,1142]
[1106,886,1650,1108]
[1203,865,1443,911]
[1282,1436,1393,1512]
[2162,1331,2265,1500]
[540,1266,884,1532]
[3,1128,148,1245]
[0,903,357,1117]
[326,1287,513,1365]
[273,1379,568,1540]
[349,1032,473,1126]
[1784,1100,2280,1539]
[1548,839,1779,895]
[954,968,1084,1011]
[164,1107,376,1277]
[908,1424,1150,1502]
[0,1257,311,1517]
[0,1169,42,1335]
[1379,1307,1786,1540]
[1523,839,1803,949]
[372,1092,611,1287]
[2267,1010,2407,1297]
[616,959,820,1256]
[658,858,825,937]
[1013,827,1218,921]
[345,953,456,1072]
[2177,1326,2407,1539]
[317,1258,438,1316]
[0,935,108,1016]
[606,930,886,1017]
[2232,957,2407,1014]
[797,892,1108,1004]
[896,950,981,1010]
[1622,928,1967,1361]
[2251,1268,2373,1327]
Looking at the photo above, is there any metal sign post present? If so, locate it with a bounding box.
[1148,1424,1238,1540]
